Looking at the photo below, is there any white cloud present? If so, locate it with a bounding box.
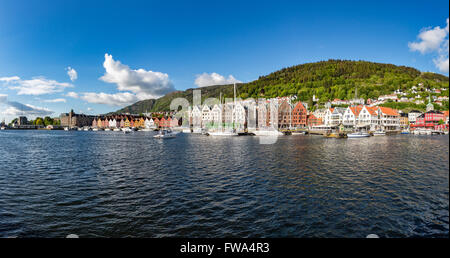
[99,53,175,99]
[0,76,20,82]
[65,90,138,106]
[194,72,242,87]
[79,92,139,106]
[409,18,449,73]
[0,95,53,116]
[66,67,78,82]
[43,98,67,103]
[0,76,73,95]
[65,91,79,98]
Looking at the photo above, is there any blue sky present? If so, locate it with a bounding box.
[0,0,448,122]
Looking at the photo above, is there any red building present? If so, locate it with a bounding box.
[292,101,307,128]
[153,117,160,128]
[307,113,323,127]
[412,110,447,130]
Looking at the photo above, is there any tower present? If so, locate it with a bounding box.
[426,95,434,112]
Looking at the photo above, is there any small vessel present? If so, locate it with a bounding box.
[291,131,306,135]
[122,127,132,133]
[372,130,386,136]
[113,128,121,132]
[253,129,284,136]
[0,127,6,130]
[182,127,192,133]
[347,131,370,138]
[77,127,83,131]
[92,128,99,131]
[153,129,177,139]
[83,127,91,131]
[104,128,111,131]
[401,129,410,134]
[208,130,238,136]
[324,132,347,138]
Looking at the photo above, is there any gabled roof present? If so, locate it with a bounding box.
[365,106,378,116]
[349,106,363,116]
[379,107,399,116]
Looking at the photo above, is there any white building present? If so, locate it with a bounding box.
[408,110,422,124]
[191,105,202,129]
[201,104,212,127]
[233,101,247,131]
[313,108,327,123]
[109,119,117,128]
[377,107,400,131]
[145,117,155,129]
[210,104,223,128]
[324,107,346,126]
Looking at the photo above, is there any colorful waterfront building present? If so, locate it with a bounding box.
[277,99,292,129]
[400,113,409,129]
[307,114,323,127]
[292,101,307,128]
[102,118,109,128]
[160,117,167,128]
[153,117,160,128]
[412,110,447,130]
[124,117,130,128]
[97,117,103,128]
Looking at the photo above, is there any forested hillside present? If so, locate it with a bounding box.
[113,60,449,114]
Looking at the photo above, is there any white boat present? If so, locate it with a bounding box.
[153,129,177,139]
[122,127,132,133]
[253,129,284,136]
[192,128,202,134]
[208,130,238,136]
[347,132,370,138]
[291,131,306,135]
[113,128,121,132]
[83,127,91,131]
[181,127,191,133]
[104,128,111,131]
[77,127,83,131]
[140,128,153,132]
[372,130,386,136]
[92,128,99,131]
[0,127,6,130]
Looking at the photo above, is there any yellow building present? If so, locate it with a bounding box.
[400,113,409,129]
[124,118,130,128]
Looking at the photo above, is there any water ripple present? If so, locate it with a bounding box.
[0,130,448,238]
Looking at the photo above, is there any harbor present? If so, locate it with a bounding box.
[0,129,447,238]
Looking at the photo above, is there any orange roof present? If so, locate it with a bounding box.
[443,111,449,117]
[365,106,378,116]
[329,108,334,112]
[349,105,363,116]
[379,107,399,116]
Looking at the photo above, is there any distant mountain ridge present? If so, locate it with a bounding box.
[111,59,449,114]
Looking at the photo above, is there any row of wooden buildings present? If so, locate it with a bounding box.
[90,115,181,129]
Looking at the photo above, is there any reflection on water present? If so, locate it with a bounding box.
[0,130,448,237]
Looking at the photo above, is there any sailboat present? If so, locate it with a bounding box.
[208,84,238,136]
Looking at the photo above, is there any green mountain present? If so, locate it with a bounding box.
[112,59,449,114]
